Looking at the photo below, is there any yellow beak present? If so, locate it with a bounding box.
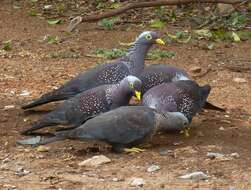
[155,38,165,45]
[134,91,141,101]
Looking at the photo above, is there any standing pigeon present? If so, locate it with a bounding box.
[18,106,189,153]
[21,76,142,135]
[142,80,211,127]
[22,31,165,109]
[139,64,224,111]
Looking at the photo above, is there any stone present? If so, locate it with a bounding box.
[233,77,247,83]
[15,167,31,177]
[219,126,225,131]
[3,105,15,110]
[189,66,202,74]
[230,152,240,158]
[3,184,16,189]
[129,177,145,187]
[207,152,225,159]
[37,145,50,152]
[78,155,111,167]
[19,90,31,96]
[159,148,173,156]
[147,164,160,173]
[179,171,209,180]
[217,4,234,15]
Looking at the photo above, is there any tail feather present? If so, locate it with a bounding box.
[204,101,225,112]
[17,135,65,146]
[21,90,73,110]
[21,122,51,135]
[21,111,67,135]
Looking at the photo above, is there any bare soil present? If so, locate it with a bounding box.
[0,1,250,190]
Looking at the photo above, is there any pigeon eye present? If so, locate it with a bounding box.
[145,34,152,41]
[129,82,134,89]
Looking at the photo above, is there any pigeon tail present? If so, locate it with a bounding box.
[204,102,225,112]
[21,90,74,110]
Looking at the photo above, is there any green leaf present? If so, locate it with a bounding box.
[207,43,214,50]
[147,49,175,60]
[44,35,60,44]
[97,17,119,30]
[28,9,38,16]
[232,32,240,42]
[194,29,212,39]
[110,2,121,9]
[2,40,12,51]
[47,19,62,25]
[150,20,165,29]
[93,48,126,59]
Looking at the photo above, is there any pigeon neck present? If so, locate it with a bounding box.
[112,82,133,106]
[154,113,168,132]
[123,43,151,75]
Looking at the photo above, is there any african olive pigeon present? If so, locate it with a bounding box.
[21,76,142,135]
[22,31,165,109]
[18,106,189,153]
[142,80,211,130]
[139,64,224,112]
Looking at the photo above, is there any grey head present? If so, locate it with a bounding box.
[134,31,165,46]
[156,111,189,132]
[124,31,165,75]
[105,75,142,108]
[119,75,142,101]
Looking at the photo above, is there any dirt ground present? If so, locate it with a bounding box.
[0,1,251,190]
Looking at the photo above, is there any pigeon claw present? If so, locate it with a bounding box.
[124,147,145,153]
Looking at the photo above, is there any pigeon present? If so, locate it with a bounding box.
[139,64,189,94]
[18,106,189,153]
[21,76,142,135]
[139,64,224,112]
[142,80,211,129]
[22,31,165,109]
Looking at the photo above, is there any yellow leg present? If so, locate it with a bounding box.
[180,128,190,137]
[124,147,145,153]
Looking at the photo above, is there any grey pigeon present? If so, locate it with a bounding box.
[22,31,165,109]
[21,76,142,135]
[142,80,211,130]
[139,64,224,112]
[18,106,189,153]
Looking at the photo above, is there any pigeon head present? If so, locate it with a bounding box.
[135,31,165,46]
[120,76,142,101]
[158,112,189,132]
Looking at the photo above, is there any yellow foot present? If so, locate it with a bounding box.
[124,147,145,153]
[180,129,190,137]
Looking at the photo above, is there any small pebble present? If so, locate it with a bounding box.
[179,171,209,180]
[129,177,145,187]
[112,177,119,182]
[229,185,235,190]
[15,167,31,177]
[159,148,173,156]
[37,145,50,152]
[78,155,111,167]
[233,77,247,83]
[20,90,31,96]
[147,164,160,173]
[3,105,15,110]
[207,152,225,159]
[230,152,240,158]
[3,184,16,189]
[219,127,225,131]
[190,66,202,74]
[2,157,10,163]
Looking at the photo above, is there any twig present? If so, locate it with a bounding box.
[81,0,247,22]
[67,0,248,31]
